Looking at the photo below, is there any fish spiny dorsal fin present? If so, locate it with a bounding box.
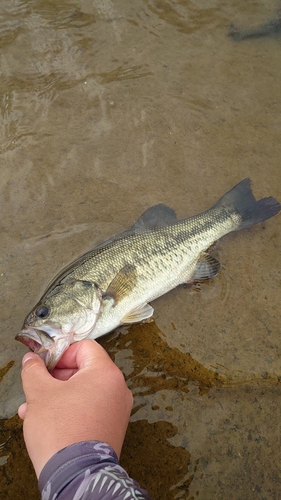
[103,264,138,305]
[92,205,178,253]
[190,252,221,282]
[130,203,178,232]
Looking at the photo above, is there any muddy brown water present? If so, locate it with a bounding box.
[1,0,281,499]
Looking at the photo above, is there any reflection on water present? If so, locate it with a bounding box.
[1,0,281,498]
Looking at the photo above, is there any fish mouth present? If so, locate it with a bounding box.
[16,327,71,371]
[16,328,54,353]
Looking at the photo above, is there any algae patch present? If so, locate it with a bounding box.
[0,361,14,384]
[100,320,225,396]
[0,415,39,499]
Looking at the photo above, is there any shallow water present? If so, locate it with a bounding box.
[1,0,281,498]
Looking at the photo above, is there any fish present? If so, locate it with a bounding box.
[229,11,281,40]
[16,179,280,370]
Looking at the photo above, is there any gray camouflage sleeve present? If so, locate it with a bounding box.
[38,441,151,500]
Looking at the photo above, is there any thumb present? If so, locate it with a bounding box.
[21,352,51,399]
[18,402,27,420]
[74,339,112,371]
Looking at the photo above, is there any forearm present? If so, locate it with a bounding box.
[38,441,151,500]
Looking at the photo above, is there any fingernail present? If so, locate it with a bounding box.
[22,352,38,366]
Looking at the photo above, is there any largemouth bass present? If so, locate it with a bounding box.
[229,11,281,40]
[16,179,280,370]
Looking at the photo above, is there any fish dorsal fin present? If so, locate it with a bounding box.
[103,264,137,305]
[92,204,177,253]
[45,204,178,295]
[191,253,221,282]
[130,203,178,232]
[121,303,154,324]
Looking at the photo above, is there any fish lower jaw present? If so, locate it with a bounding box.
[16,329,52,353]
[18,336,45,354]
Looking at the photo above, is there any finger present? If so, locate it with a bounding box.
[51,367,78,380]
[51,340,103,377]
[18,402,27,420]
[74,339,112,370]
[54,342,82,369]
[51,339,112,378]
[21,352,53,398]
[56,340,110,371]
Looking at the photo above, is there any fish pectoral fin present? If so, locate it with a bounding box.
[103,264,138,305]
[190,252,221,282]
[121,303,154,324]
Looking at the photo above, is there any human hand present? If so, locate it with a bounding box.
[18,339,133,478]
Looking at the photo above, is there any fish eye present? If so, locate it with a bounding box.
[35,305,49,318]
[81,281,92,288]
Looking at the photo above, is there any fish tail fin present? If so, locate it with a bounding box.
[215,178,281,230]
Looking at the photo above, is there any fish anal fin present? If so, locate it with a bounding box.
[190,252,220,282]
[103,264,137,305]
[122,303,154,324]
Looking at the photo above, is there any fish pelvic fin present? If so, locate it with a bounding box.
[214,178,281,230]
[121,303,154,324]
